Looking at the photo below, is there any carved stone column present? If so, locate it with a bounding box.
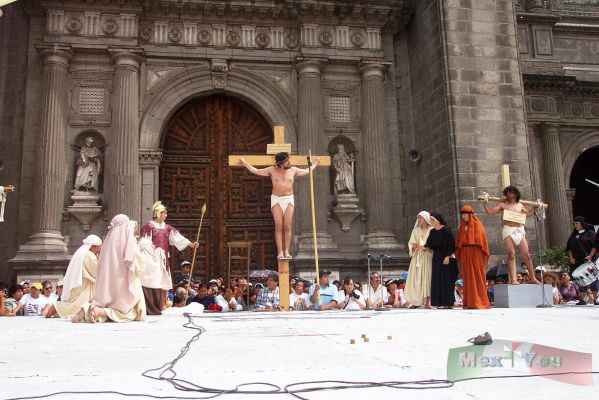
[360,61,400,251]
[541,124,570,246]
[11,45,72,271]
[294,59,339,262]
[105,49,143,221]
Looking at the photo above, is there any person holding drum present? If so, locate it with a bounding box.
[567,216,599,303]
[566,217,596,274]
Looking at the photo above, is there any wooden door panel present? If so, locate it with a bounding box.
[160,95,276,281]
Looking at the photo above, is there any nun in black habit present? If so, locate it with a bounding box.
[425,212,459,308]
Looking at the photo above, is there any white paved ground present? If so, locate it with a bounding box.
[1,307,598,400]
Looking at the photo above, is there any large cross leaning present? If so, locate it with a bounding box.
[228,126,331,311]
[477,164,548,223]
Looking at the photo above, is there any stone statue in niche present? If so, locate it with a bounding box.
[73,136,102,192]
[332,143,356,194]
[328,137,364,232]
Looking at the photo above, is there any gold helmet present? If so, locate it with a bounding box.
[152,201,166,219]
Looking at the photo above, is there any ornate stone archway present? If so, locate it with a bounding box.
[562,130,599,185]
[139,64,298,149]
[138,64,298,223]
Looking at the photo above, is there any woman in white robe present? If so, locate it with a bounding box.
[51,235,102,318]
[404,211,434,307]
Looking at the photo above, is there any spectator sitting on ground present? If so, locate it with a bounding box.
[13,282,51,316]
[543,272,562,304]
[337,277,365,310]
[0,282,10,316]
[362,272,388,309]
[40,280,57,303]
[5,284,24,316]
[579,286,595,305]
[235,278,249,310]
[290,280,312,310]
[454,279,463,308]
[396,279,411,308]
[20,280,30,295]
[534,266,545,283]
[385,279,410,308]
[309,270,338,311]
[172,295,185,308]
[558,273,579,303]
[223,286,242,311]
[189,284,221,311]
[289,277,298,295]
[191,281,200,293]
[358,281,367,295]
[249,283,263,309]
[333,280,342,292]
[174,261,192,284]
[487,280,495,304]
[55,280,64,301]
[255,273,281,310]
[162,294,205,315]
[302,280,311,294]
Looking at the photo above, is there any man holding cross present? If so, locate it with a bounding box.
[481,186,541,285]
[239,152,320,260]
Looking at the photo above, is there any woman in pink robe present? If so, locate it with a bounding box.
[73,214,146,323]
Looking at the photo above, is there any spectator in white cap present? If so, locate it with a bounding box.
[46,235,102,318]
[55,280,64,300]
[19,280,30,295]
[534,265,546,283]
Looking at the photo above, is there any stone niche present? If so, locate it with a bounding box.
[66,130,105,231]
[328,134,364,231]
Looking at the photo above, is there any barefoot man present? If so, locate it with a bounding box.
[239,152,320,260]
[481,185,541,284]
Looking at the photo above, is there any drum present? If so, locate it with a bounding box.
[572,261,599,287]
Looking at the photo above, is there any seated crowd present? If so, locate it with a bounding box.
[2,261,596,317]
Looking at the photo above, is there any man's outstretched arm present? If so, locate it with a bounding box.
[295,158,320,177]
[239,158,271,177]
[481,197,502,215]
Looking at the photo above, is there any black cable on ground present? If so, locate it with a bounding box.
[4,313,598,400]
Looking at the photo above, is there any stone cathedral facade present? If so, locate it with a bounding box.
[0,0,598,282]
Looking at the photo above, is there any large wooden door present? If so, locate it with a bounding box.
[160,95,276,281]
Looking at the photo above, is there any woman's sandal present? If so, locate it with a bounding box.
[468,332,493,345]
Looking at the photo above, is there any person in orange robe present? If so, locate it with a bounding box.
[455,205,491,309]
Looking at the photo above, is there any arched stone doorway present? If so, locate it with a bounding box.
[570,146,599,225]
[160,95,276,280]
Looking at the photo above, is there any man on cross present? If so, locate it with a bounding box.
[481,185,541,285]
[239,152,320,260]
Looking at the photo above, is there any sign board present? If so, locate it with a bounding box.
[503,209,526,225]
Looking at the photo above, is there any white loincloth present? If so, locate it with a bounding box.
[502,226,526,246]
[271,194,294,214]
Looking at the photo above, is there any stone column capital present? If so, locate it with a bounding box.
[541,123,560,137]
[295,58,327,75]
[109,48,144,69]
[35,44,72,67]
[359,60,391,79]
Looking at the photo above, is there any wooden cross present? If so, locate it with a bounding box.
[477,164,548,221]
[228,125,331,310]
[228,126,331,167]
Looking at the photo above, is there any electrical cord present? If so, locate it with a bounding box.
[4,313,598,400]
